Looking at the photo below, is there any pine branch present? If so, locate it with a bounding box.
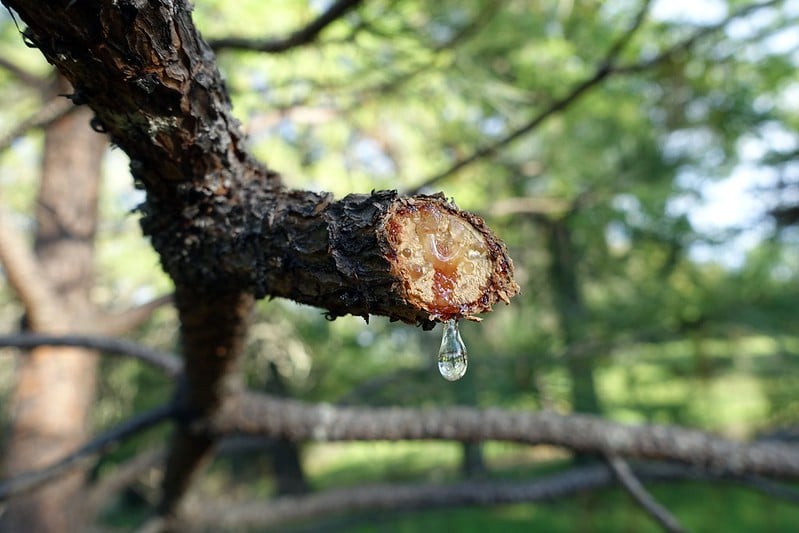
[94,294,174,336]
[181,461,788,530]
[406,0,654,194]
[0,96,75,154]
[0,404,176,502]
[407,0,780,194]
[211,393,799,479]
[208,0,364,53]
[0,333,182,377]
[0,55,44,87]
[607,455,686,533]
[0,0,517,520]
[0,208,59,328]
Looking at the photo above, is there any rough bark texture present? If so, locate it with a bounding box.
[1,0,517,523]
[0,77,106,533]
[212,393,799,478]
[4,1,516,326]
[156,288,253,517]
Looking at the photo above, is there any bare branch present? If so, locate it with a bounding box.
[607,455,686,533]
[209,0,363,53]
[182,461,773,530]
[0,404,176,502]
[736,474,799,504]
[0,55,44,87]
[0,208,59,328]
[185,465,619,530]
[406,0,653,195]
[0,96,75,155]
[408,0,780,194]
[489,196,572,218]
[611,0,783,74]
[0,333,182,377]
[85,448,167,519]
[94,294,174,336]
[212,393,799,479]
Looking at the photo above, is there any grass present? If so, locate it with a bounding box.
[325,479,799,533]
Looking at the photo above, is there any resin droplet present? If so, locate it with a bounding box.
[437,319,468,381]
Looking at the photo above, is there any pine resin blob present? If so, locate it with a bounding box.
[438,319,467,381]
[384,195,518,381]
[384,199,494,321]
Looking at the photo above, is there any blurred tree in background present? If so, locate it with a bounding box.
[1,0,798,531]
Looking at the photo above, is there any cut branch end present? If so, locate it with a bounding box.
[382,194,519,322]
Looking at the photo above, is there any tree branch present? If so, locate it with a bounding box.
[0,333,182,377]
[211,393,799,479]
[208,0,364,53]
[184,465,620,530]
[606,455,686,533]
[0,55,44,87]
[0,95,75,155]
[85,448,167,519]
[3,1,517,328]
[0,208,59,328]
[94,294,174,336]
[611,0,783,75]
[408,0,779,194]
[1,0,517,520]
[0,404,176,502]
[406,0,653,194]
[181,461,780,530]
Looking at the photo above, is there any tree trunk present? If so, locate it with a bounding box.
[1,3,517,521]
[265,362,309,495]
[546,219,601,415]
[1,77,106,532]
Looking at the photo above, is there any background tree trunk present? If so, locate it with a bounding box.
[546,218,601,416]
[0,76,106,533]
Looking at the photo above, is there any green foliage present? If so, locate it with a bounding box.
[2,0,798,530]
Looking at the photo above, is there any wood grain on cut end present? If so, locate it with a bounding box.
[382,195,519,321]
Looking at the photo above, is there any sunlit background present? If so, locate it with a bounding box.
[2,0,798,530]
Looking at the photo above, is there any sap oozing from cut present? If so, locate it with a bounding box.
[387,204,490,319]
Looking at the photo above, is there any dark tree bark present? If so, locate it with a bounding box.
[1,1,517,523]
[0,76,106,533]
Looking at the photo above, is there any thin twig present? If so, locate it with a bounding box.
[85,448,167,518]
[185,464,620,530]
[0,404,177,501]
[611,0,783,74]
[0,55,44,87]
[0,333,182,377]
[607,455,686,533]
[407,0,779,194]
[0,95,75,154]
[735,474,799,504]
[184,461,775,530]
[209,0,363,53]
[0,208,59,327]
[94,294,174,336]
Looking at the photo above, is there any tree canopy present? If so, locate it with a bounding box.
[1,1,798,531]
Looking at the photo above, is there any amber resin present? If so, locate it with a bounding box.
[384,197,509,321]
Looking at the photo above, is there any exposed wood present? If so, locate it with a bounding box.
[3,0,516,327]
[0,2,518,522]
